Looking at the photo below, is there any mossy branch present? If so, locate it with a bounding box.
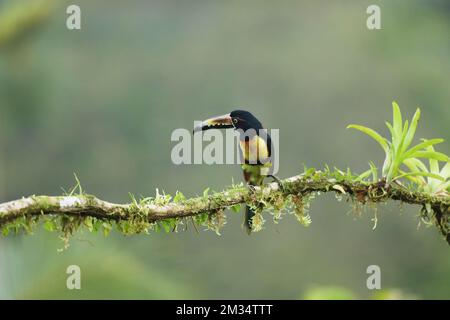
[0,172,449,246]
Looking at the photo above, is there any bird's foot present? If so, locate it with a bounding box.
[267,175,285,192]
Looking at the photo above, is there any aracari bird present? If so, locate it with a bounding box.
[194,110,275,234]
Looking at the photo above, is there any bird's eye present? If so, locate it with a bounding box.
[233,118,238,124]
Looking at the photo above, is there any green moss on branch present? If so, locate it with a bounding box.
[0,170,449,248]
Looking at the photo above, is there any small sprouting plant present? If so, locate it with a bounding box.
[348,101,449,187]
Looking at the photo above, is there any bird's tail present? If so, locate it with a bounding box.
[244,205,255,235]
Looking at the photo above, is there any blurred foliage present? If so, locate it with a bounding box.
[0,0,449,299]
[303,286,417,300]
[18,249,195,299]
[304,286,357,300]
[0,0,58,51]
[371,288,418,300]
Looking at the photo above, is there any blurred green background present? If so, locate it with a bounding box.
[0,0,449,299]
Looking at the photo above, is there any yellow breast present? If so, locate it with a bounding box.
[239,135,269,164]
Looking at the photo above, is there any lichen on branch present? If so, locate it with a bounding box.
[0,169,449,248]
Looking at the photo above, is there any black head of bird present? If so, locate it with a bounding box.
[193,110,263,133]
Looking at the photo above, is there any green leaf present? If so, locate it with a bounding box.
[403,158,428,173]
[402,108,420,152]
[384,146,396,180]
[303,167,316,177]
[402,139,444,160]
[402,159,426,185]
[356,169,371,181]
[402,173,425,186]
[394,171,445,182]
[436,180,450,193]
[69,172,83,196]
[410,151,449,162]
[396,119,408,152]
[346,167,352,178]
[128,192,138,206]
[423,145,442,190]
[203,187,210,198]
[392,119,410,170]
[347,125,388,152]
[381,147,392,177]
[369,161,378,182]
[392,101,403,142]
[440,162,450,179]
[385,121,394,138]
[425,145,440,175]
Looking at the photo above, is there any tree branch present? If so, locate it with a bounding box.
[0,173,449,244]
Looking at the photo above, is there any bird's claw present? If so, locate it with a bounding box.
[267,175,285,192]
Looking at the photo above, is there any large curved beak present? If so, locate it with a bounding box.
[193,113,233,133]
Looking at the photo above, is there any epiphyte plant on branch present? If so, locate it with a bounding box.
[0,101,449,248]
[348,101,449,192]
